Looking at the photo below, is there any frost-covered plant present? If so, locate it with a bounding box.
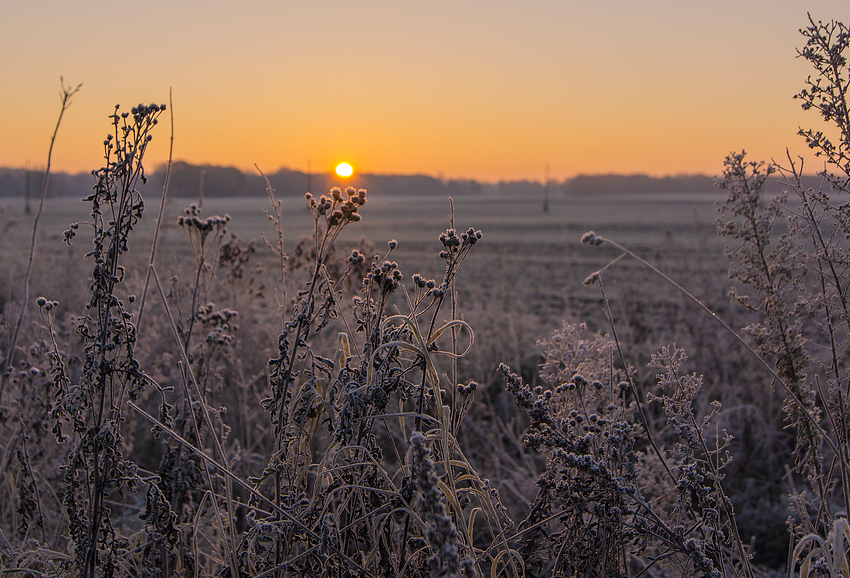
[713,18,850,566]
[229,186,508,578]
[573,15,850,575]
[796,15,850,182]
[55,103,166,577]
[790,517,850,578]
[499,323,752,576]
[410,431,476,578]
[715,154,821,479]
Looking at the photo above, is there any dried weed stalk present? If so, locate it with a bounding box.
[56,103,166,577]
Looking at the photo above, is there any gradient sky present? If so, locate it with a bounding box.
[1,1,848,182]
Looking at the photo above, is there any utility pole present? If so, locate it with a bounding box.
[24,162,32,215]
[198,169,205,210]
[306,160,312,194]
[543,163,550,213]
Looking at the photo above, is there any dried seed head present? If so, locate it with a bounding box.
[583,272,600,286]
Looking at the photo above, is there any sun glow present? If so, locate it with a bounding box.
[335,163,353,178]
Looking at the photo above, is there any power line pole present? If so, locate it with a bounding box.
[198,169,205,210]
[543,163,550,213]
[24,162,32,215]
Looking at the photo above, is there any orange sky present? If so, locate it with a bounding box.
[1,1,848,182]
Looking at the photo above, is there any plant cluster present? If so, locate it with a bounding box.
[6,13,850,578]
[498,323,750,577]
[569,15,850,577]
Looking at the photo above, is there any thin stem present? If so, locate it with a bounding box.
[1,78,80,407]
[595,275,676,486]
[137,88,174,331]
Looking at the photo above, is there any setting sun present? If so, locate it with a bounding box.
[335,163,353,178]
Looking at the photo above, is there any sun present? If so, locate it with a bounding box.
[335,163,353,178]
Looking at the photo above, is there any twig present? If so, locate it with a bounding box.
[1,78,80,407]
[137,88,174,330]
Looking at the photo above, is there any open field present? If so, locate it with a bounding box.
[2,190,738,371]
[2,190,737,385]
[0,191,729,250]
[0,187,749,418]
[0,190,730,319]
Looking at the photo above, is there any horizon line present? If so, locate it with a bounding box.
[2,161,815,185]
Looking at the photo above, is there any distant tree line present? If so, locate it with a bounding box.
[0,168,93,200]
[0,162,823,199]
